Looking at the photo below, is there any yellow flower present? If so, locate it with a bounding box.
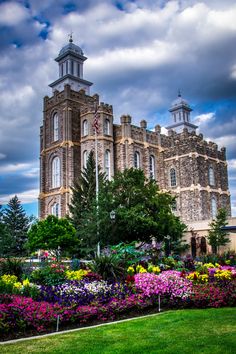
[136,265,147,273]
[23,279,30,287]
[127,266,135,276]
[65,269,89,281]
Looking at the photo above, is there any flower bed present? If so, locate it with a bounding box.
[1,261,236,341]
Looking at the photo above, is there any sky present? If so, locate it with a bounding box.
[0,0,236,218]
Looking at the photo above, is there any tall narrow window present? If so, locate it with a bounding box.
[83,120,88,136]
[191,237,196,258]
[51,203,60,217]
[53,113,59,141]
[209,166,215,186]
[105,150,111,180]
[211,197,217,218]
[170,168,177,187]
[104,119,110,135]
[83,150,88,169]
[200,237,207,254]
[52,157,60,188]
[149,155,155,179]
[134,151,140,169]
[171,199,177,212]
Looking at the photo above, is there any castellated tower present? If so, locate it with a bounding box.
[39,38,231,222]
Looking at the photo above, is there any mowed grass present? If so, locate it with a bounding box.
[1,308,236,354]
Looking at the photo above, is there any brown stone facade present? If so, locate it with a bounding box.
[39,84,231,223]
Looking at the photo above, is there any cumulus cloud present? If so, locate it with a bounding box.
[0,0,236,216]
[0,1,30,26]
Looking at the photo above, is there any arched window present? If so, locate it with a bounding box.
[52,157,60,188]
[170,168,177,187]
[104,119,110,135]
[83,150,88,169]
[83,120,88,136]
[149,155,155,179]
[51,203,60,217]
[105,150,111,180]
[211,197,217,218]
[209,166,215,186]
[53,113,59,141]
[134,151,140,169]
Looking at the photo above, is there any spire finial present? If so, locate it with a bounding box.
[178,89,181,97]
[68,31,73,43]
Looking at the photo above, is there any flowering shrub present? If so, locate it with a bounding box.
[65,269,89,281]
[29,262,67,286]
[0,293,158,339]
[187,272,209,284]
[127,264,160,276]
[189,280,236,308]
[134,270,192,300]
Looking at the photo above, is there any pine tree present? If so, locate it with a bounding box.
[207,208,230,254]
[0,205,16,257]
[3,196,31,256]
[69,151,106,230]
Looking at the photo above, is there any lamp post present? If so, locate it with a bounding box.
[110,210,116,244]
[164,235,171,257]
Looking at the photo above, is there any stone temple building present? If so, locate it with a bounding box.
[39,37,231,236]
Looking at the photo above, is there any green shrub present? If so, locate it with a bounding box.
[91,254,124,281]
[0,258,24,280]
[29,262,66,286]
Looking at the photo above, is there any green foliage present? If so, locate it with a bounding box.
[110,242,145,267]
[27,215,78,257]
[69,151,106,230]
[207,208,230,254]
[29,262,66,286]
[90,254,124,281]
[98,168,187,248]
[0,257,24,280]
[1,196,33,256]
[0,207,16,257]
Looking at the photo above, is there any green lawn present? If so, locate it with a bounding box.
[1,308,236,354]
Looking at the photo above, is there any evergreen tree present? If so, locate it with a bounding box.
[77,168,187,254]
[69,151,106,230]
[3,196,32,256]
[207,208,230,254]
[0,205,16,257]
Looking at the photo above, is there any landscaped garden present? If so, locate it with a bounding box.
[0,165,235,348]
[0,248,236,342]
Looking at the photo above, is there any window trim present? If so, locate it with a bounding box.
[105,149,111,180]
[83,119,88,136]
[53,113,59,141]
[209,166,215,186]
[149,155,155,179]
[52,156,61,188]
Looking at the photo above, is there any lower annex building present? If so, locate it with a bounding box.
[39,37,231,234]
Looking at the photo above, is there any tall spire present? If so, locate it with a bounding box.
[178,89,181,97]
